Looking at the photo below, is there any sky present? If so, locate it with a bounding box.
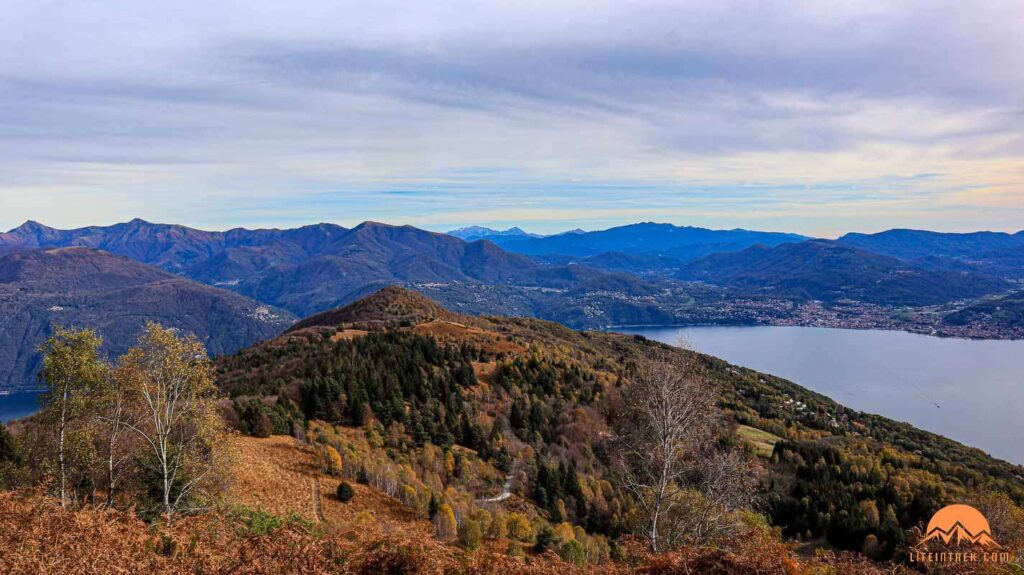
[1,0,1021,237]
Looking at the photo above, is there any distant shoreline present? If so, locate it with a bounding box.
[0,387,46,396]
[602,320,1023,342]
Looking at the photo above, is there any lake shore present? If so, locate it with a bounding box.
[620,324,1024,466]
[0,391,43,424]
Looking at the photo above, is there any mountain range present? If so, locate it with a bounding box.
[1,218,1022,390]
[838,229,1024,279]
[0,219,671,318]
[478,222,807,262]
[0,220,703,388]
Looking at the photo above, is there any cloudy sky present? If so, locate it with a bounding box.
[1,0,1021,236]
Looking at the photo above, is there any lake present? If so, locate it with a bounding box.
[0,391,42,424]
[618,325,1024,466]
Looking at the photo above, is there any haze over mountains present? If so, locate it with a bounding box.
[1,218,1021,390]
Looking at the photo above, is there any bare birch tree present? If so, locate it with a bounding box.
[611,349,754,552]
[38,327,107,508]
[95,364,141,507]
[116,323,223,523]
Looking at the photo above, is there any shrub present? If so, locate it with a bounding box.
[458,518,483,550]
[534,525,555,553]
[320,446,343,476]
[505,513,534,543]
[558,539,586,565]
[337,481,355,503]
[553,522,575,543]
[238,401,273,437]
[487,510,508,539]
[231,506,284,535]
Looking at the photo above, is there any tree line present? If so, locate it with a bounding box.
[3,324,224,523]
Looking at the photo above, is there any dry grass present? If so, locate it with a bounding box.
[228,434,422,530]
[0,436,930,575]
[412,319,526,355]
[0,489,610,575]
[330,329,369,342]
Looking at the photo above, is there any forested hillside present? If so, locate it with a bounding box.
[216,287,1024,565]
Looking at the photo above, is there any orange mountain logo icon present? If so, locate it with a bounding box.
[921,505,999,548]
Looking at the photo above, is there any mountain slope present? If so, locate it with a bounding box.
[838,228,1024,261]
[677,240,1010,305]
[942,290,1024,334]
[495,222,806,260]
[232,222,663,316]
[216,287,1024,561]
[537,251,689,276]
[0,247,295,390]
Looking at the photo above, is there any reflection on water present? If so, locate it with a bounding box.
[618,325,1024,466]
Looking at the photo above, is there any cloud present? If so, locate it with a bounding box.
[0,0,1021,235]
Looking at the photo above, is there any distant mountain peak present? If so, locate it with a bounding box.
[10,220,55,234]
[447,226,538,241]
[353,220,393,230]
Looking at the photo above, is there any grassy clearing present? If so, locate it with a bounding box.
[737,424,781,458]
